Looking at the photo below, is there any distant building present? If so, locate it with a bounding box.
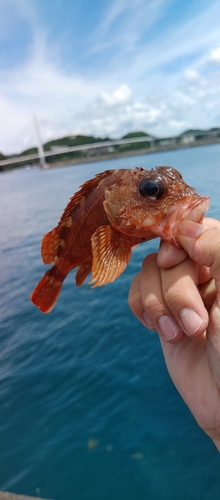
[157,138,173,146]
[86,146,115,157]
[50,145,69,152]
[180,135,195,144]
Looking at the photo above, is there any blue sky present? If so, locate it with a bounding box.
[1,0,220,154]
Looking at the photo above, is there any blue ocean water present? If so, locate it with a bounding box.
[0,144,220,500]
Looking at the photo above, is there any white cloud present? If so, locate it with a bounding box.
[69,71,220,141]
[184,69,200,81]
[1,0,220,154]
[90,0,165,57]
[207,47,220,65]
[1,58,220,154]
[0,39,98,153]
[99,85,132,107]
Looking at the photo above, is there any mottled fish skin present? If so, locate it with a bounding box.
[30,166,209,313]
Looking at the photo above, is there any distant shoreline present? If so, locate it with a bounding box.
[1,136,220,172]
[47,137,220,169]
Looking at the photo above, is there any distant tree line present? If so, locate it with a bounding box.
[1,128,220,171]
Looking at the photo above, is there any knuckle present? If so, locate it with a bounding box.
[142,292,160,315]
[163,288,179,308]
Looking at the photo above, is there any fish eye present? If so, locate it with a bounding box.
[139,178,165,200]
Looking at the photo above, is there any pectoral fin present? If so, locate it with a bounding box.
[90,225,132,287]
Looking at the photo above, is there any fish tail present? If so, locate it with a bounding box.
[30,267,65,313]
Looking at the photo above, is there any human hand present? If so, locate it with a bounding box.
[128,218,220,451]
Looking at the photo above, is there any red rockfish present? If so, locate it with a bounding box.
[30,166,209,313]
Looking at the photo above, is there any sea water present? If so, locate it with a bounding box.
[0,144,220,500]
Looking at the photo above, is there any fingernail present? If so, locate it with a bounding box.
[178,220,206,238]
[158,315,181,341]
[142,312,154,330]
[180,308,203,335]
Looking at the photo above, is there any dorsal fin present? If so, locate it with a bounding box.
[41,170,115,265]
[58,170,115,226]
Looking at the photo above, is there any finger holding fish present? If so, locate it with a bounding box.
[131,218,219,344]
[159,257,209,339]
[155,218,220,339]
[129,252,210,343]
[129,253,186,343]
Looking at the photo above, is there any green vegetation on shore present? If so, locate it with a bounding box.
[1,128,220,172]
[0,131,152,171]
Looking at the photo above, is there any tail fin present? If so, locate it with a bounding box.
[30,268,64,313]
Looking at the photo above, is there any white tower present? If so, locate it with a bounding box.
[33,115,46,169]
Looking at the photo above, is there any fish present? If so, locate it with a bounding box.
[30,166,209,313]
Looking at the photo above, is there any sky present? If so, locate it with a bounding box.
[1,0,220,154]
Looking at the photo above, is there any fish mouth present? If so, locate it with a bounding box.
[157,195,210,246]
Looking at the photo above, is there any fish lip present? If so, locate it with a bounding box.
[175,195,209,223]
[158,195,210,245]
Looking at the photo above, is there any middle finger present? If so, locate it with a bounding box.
[161,257,209,337]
